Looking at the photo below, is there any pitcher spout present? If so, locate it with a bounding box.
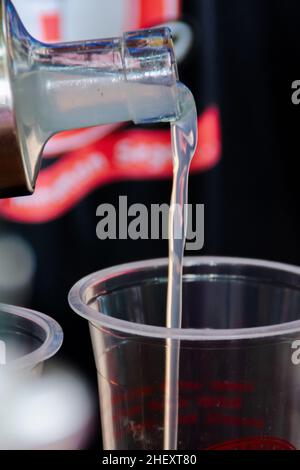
[0,0,180,197]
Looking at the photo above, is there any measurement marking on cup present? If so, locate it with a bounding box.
[0,340,6,365]
[206,413,265,429]
[211,380,254,393]
[197,395,242,409]
[291,340,300,365]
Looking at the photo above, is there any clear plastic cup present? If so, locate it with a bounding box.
[0,303,63,373]
[69,257,300,450]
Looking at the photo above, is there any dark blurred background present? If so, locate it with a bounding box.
[1,0,300,448]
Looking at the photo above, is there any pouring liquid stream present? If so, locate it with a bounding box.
[164,83,198,450]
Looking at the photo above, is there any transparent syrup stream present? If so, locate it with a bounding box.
[164,83,198,450]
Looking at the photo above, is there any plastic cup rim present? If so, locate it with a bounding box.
[68,256,300,341]
[0,303,63,370]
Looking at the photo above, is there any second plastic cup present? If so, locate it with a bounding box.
[0,303,63,373]
[69,257,300,450]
